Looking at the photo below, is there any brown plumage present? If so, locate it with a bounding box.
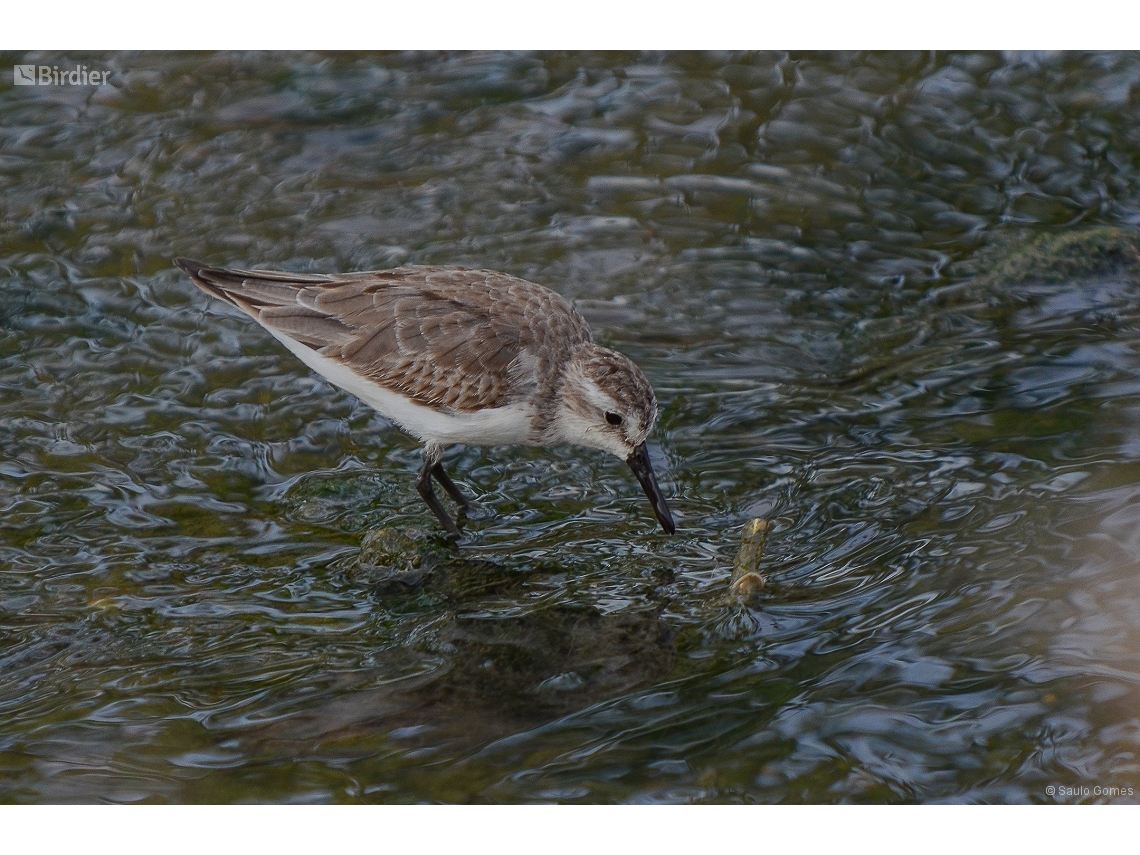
[178,261,594,413]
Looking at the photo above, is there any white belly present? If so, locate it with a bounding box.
[266,327,538,447]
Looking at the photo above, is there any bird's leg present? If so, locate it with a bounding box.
[416,444,463,539]
[431,461,471,514]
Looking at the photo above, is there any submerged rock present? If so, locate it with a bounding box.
[838,227,1140,387]
[356,526,451,592]
[355,525,532,599]
[972,226,1140,289]
[932,226,1140,307]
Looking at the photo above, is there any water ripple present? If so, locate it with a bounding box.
[3,50,1140,803]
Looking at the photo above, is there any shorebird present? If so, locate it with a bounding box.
[174,258,675,539]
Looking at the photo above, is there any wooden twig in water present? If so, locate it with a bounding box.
[729,518,768,602]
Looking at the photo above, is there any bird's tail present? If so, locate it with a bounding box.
[173,257,334,314]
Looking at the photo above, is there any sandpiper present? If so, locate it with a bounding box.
[173,258,675,538]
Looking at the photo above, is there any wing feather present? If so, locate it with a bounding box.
[175,259,593,412]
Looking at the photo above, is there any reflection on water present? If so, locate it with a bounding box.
[3,51,1140,803]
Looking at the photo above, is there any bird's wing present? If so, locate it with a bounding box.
[174,259,592,412]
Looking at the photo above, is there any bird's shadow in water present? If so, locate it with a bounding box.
[243,526,676,758]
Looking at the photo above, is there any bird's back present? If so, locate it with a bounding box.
[175,260,594,412]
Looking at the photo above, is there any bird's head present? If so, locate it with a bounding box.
[554,343,675,534]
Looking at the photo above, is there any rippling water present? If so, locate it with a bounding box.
[4,51,1140,803]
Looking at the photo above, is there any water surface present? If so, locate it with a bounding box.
[3,51,1140,803]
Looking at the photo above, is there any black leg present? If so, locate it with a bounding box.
[431,462,471,512]
[416,445,462,540]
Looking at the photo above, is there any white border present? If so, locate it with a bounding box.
[5,805,1140,853]
[3,1,1139,50]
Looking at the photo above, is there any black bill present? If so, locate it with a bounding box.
[626,441,676,535]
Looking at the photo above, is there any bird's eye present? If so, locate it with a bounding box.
[605,411,623,426]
